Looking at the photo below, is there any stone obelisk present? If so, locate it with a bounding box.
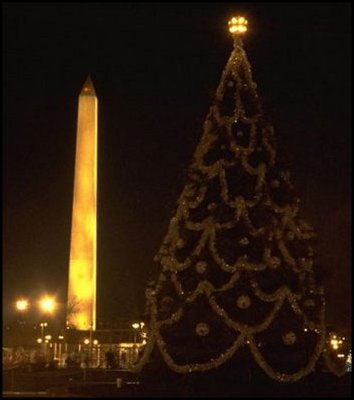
[67,76,97,331]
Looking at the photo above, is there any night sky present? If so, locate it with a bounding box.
[3,3,351,330]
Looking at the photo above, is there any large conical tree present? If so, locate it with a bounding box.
[137,17,326,383]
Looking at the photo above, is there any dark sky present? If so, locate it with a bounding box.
[3,3,351,330]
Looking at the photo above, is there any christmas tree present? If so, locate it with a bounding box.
[136,16,326,384]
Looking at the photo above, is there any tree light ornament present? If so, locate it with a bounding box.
[196,261,207,274]
[239,237,250,246]
[208,202,217,211]
[237,295,251,309]
[196,322,210,336]
[176,238,185,248]
[228,16,248,35]
[282,331,297,345]
[269,256,281,269]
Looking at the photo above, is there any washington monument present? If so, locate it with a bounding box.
[67,76,97,331]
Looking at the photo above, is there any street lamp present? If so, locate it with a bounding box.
[39,296,57,314]
[15,298,29,312]
[132,323,140,343]
[40,322,48,341]
[132,322,145,343]
[14,298,30,330]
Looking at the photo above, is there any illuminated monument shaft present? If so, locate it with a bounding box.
[67,76,97,331]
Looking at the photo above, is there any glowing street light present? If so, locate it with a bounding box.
[39,296,57,314]
[15,298,29,311]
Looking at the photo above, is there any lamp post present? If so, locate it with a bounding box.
[13,298,30,348]
[131,322,145,366]
[89,323,93,368]
[13,295,59,349]
[14,298,30,330]
[132,323,140,344]
[40,322,48,341]
[39,322,48,356]
[57,335,64,363]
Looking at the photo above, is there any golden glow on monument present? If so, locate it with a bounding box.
[67,76,97,331]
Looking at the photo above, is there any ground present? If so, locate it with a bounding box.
[2,367,351,397]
